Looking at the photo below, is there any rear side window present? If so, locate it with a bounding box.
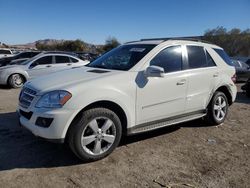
[187,46,207,69]
[70,57,78,63]
[0,50,11,54]
[150,46,182,73]
[213,48,234,66]
[55,56,70,64]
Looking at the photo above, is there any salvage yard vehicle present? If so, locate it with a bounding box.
[241,78,250,97]
[0,52,89,88]
[0,51,41,67]
[0,48,15,59]
[231,59,250,82]
[18,38,237,162]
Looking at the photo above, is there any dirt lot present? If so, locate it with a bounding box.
[0,85,249,188]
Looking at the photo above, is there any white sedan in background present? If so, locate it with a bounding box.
[0,52,89,88]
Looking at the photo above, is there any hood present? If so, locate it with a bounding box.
[25,66,119,93]
[0,64,25,70]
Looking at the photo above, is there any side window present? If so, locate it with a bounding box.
[150,46,182,73]
[187,46,207,69]
[31,56,53,68]
[213,48,234,66]
[0,50,11,54]
[55,56,70,64]
[206,51,216,67]
[70,57,78,63]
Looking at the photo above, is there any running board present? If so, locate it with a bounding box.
[127,110,207,135]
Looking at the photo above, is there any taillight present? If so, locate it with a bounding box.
[231,74,237,83]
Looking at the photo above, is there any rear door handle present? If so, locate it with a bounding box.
[213,72,219,77]
[46,65,52,68]
[177,79,186,85]
[67,63,72,66]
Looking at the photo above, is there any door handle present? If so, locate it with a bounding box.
[67,63,72,66]
[177,79,186,85]
[213,73,219,77]
[46,65,52,68]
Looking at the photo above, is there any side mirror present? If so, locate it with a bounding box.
[144,66,165,78]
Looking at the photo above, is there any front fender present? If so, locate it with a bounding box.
[61,87,135,138]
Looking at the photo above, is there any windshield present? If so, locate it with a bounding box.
[87,44,156,70]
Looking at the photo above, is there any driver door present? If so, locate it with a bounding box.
[136,45,187,124]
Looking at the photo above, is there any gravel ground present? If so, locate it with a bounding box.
[0,84,249,188]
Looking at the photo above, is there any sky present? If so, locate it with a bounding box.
[0,0,249,45]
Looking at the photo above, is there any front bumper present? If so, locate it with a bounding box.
[17,105,77,141]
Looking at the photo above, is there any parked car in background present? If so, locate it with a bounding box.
[0,51,41,67]
[231,59,250,82]
[0,48,15,58]
[0,52,89,88]
[241,78,250,97]
[76,52,99,62]
[9,58,29,65]
[18,38,237,162]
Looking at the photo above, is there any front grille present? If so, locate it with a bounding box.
[19,87,37,108]
[19,109,33,120]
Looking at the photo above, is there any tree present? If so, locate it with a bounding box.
[102,37,120,52]
[203,27,250,56]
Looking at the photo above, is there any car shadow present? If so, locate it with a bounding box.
[0,111,206,171]
[235,91,250,104]
[0,85,11,89]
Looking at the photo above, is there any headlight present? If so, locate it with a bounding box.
[36,90,72,108]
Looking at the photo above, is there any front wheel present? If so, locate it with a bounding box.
[68,108,122,162]
[205,91,229,125]
[8,74,25,88]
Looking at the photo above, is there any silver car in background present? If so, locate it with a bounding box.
[0,52,89,88]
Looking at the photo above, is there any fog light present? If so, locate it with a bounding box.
[35,117,53,128]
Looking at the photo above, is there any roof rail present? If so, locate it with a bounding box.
[140,36,212,44]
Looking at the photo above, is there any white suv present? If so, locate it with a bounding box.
[18,39,237,161]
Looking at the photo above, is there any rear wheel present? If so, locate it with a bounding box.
[8,74,25,88]
[205,91,228,125]
[68,108,122,162]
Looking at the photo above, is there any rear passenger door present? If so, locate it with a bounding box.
[54,55,72,71]
[184,45,218,113]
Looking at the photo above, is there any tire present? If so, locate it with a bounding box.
[205,91,229,125]
[8,74,25,88]
[68,108,122,162]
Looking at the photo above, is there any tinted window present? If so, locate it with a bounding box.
[70,57,78,63]
[150,46,182,73]
[33,56,52,65]
[213,48,234,66]
[87,44,155,71]
[0,50,11,54]
[187,46,207,69]
[206,51,216,67]
[55,56,70,64]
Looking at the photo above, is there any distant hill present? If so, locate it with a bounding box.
[8,39,101,53]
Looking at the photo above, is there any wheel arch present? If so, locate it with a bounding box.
[213,85,233,106]
[65,100,128,141]
[7,72,27,85]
